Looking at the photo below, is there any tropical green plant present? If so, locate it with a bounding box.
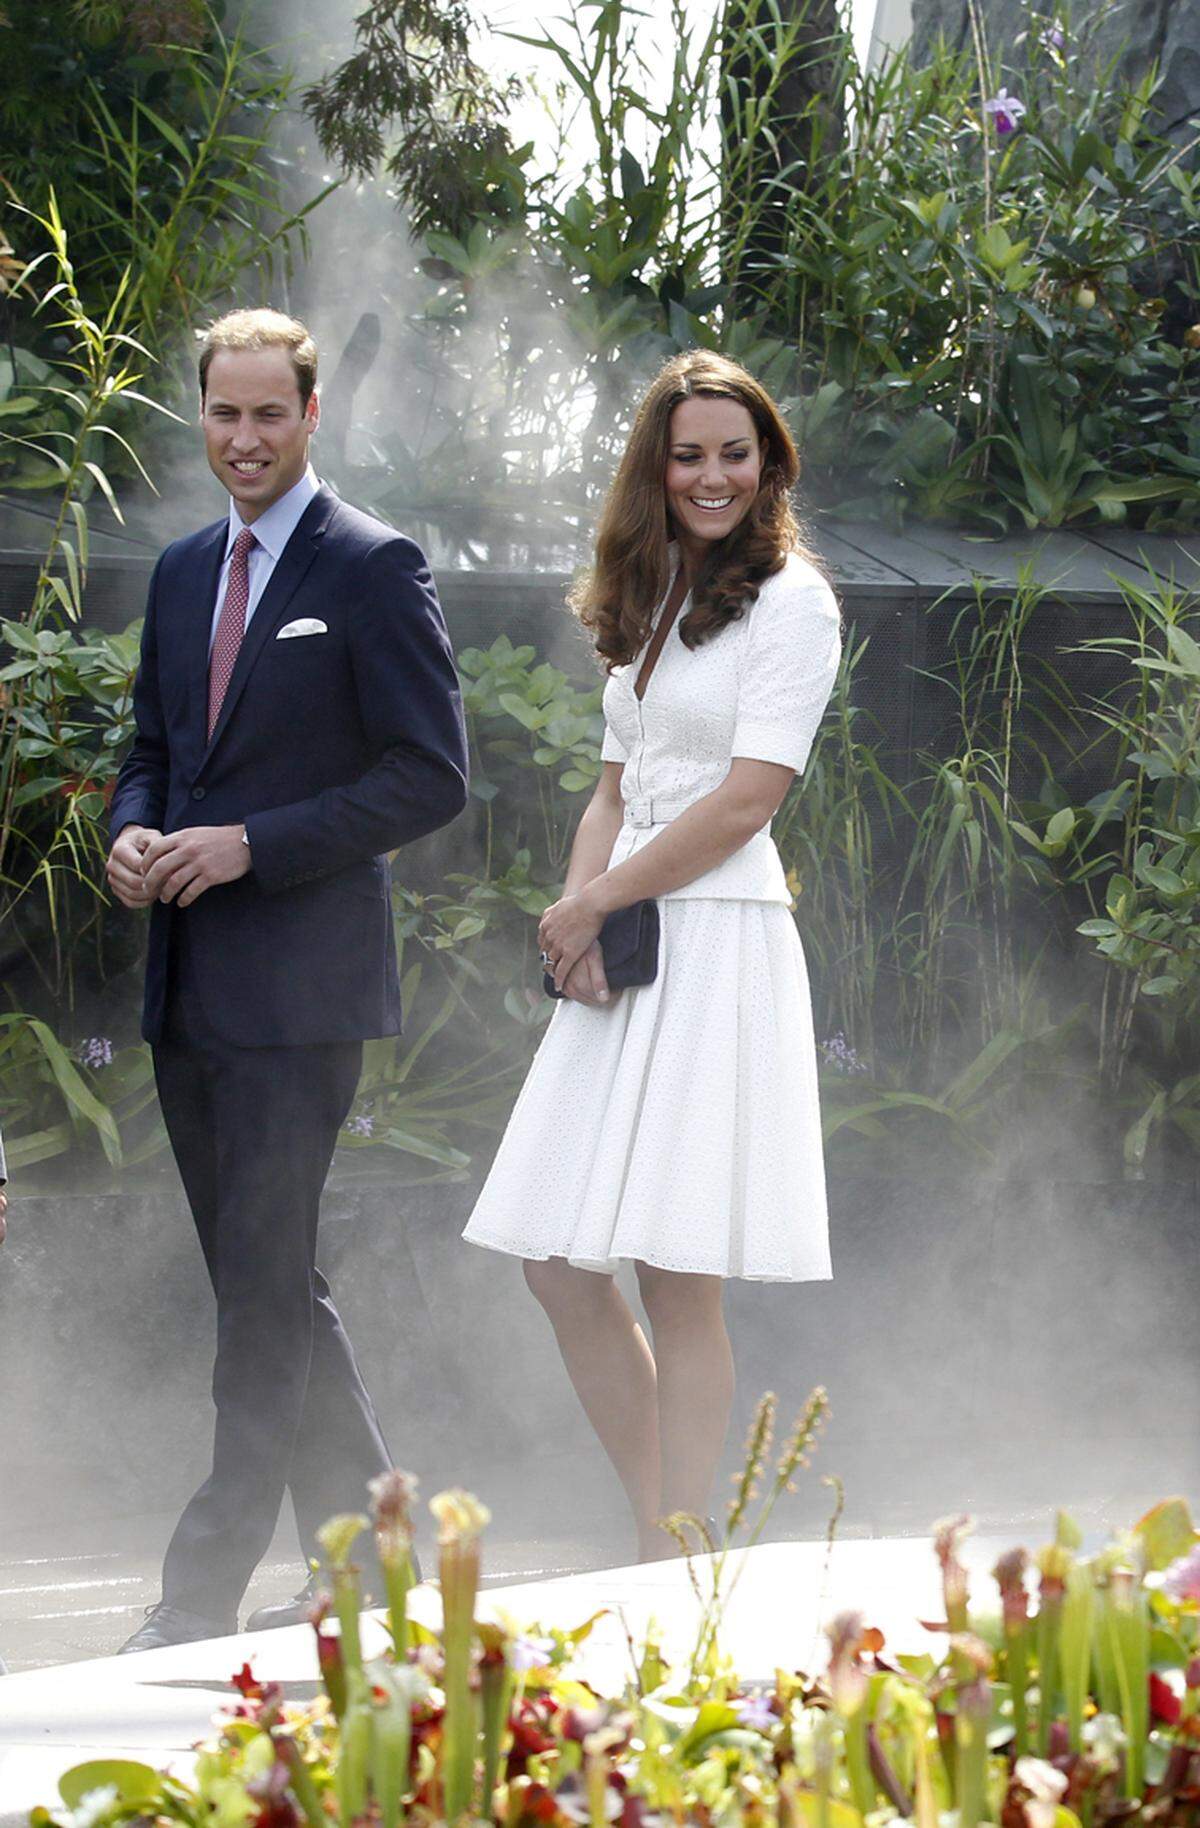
[301,0,519,243]
[0,1017,161,1175]
[1045,574,1200,1169]
[306,0,808,543]
[306,0,1200,539]
[33,1391,1200,1828]
[0,196,167,1010]
[2,5,328,374]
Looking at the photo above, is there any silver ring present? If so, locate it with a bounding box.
[540,950,552,967]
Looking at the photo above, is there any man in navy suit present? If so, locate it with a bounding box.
[107,309,468,1651]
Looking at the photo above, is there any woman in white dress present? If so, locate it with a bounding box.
[462,351,841,1557]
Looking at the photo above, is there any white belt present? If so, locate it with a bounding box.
[623,791,701,829]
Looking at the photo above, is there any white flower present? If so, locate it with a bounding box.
[1015,1755,1068,1828]
[510,1633,556,1671]
[1082,1711,1127,1769]
[70,1789,120,1828]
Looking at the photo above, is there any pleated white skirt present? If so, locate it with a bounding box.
[462,899,832,1282]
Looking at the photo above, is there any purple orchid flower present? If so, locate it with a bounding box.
[344,1112,375,1137]
[1162,1545,1200,1605]
[1039,21,1065,49]
[984,88,1027,134]
[820,1032,867,1076]
[510,1633,556,1672]
[77,1036,114,1069]
[731,1692,778,1731]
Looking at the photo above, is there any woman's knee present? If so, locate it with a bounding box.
[635,1262,724,1331]
[524,1255,603,1315]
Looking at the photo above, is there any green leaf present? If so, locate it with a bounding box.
[380,1126,470,1168]
[979,223,1013,270]
[1136,1497,1198,1571]
[941,1031,1023,1112]
[0,1017,122,1165]
[135,99,197,163]
[677,1700,742,1760]
[1124,1089,1167,1169]
[60,1760,161,1807]
[787,1797,862,1828]
[1164,623,1200,680]
[82,459,123,523]
[497,691,545,731]
[1106,874,1135,921]
[5,1121,73,1169]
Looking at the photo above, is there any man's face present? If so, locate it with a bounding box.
[201,347,318,522]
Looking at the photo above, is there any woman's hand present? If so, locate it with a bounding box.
[562,940,611,1007]
[539,888,605,994]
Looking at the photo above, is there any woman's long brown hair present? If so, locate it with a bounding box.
[570,351,820,669]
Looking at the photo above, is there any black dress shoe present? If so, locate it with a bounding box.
[245,1573,323,1632]
[118,1602,236,1654]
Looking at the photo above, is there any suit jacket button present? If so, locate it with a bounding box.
[191,786,206,801]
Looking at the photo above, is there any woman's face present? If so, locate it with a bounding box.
[664,395,764,553]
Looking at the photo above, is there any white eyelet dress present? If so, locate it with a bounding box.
[461,551,842,1281]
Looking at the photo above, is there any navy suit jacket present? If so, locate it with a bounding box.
[110,485,468,1047]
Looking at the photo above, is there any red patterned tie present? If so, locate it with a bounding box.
[207,525,256,739]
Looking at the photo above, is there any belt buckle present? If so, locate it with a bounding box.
[627,798,652,829]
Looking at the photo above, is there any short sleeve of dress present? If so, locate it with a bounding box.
[601,724,628,765]
[731,566,841,775]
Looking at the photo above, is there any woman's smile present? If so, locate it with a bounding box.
[664,394,763,567]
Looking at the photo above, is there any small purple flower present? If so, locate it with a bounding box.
[1039,22,1065,49]
[77,1036,114,1069]
[820,1032,867,1076]
[983,88,1027,134]
[731,1692,777,1731]
[1162,1545,1200,1605]
[510,1633,555,1671]
[344,1112,375,1137]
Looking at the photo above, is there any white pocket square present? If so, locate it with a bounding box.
[276,617,328,639]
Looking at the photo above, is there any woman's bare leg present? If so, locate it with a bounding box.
[524,1258,661,1552]
[635,1265,734,1536]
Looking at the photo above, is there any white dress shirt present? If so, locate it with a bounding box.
[209,465,321,654]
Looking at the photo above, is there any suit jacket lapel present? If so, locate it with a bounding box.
[201,487,338,761]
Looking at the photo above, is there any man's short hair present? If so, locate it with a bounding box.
[198,309,318,407]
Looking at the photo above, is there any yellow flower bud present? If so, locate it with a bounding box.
[316,1512,369,1570]
[429,1487,491,1545]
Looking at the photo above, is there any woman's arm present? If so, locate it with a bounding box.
[539,758,792,992]
[562,762,626,895]
[554,762,626,1005]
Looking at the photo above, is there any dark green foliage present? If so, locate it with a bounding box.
[302,0,521,240]
[306,0,1200,536]
[0,2,317,366]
